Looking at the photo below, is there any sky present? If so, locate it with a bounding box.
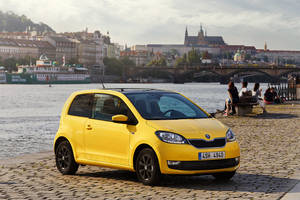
[1,0,300,50]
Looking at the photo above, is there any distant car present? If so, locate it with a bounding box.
[54,88,240,185]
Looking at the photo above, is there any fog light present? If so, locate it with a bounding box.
[167,161,181,166]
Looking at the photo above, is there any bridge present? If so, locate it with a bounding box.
[128,65,300,83]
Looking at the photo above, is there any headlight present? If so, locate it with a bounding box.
[155,131,188,144]
[226,129,236,142]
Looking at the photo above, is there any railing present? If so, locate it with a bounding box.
[269,82,297,101]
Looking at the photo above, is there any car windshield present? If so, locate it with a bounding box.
[125,92,209,120]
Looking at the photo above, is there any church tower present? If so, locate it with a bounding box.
[184,26,188,45]
[198,24,204,38]
[264,41,268,51]
[197,24,206,45]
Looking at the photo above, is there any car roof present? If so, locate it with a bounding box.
[103,88,171,94]
[73,88,175,96]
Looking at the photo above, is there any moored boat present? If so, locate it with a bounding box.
[3,55,91,84]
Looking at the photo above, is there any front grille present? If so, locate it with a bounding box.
[168,158,239,171]
[188,138,226,148]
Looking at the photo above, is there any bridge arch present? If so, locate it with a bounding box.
[182,69,223,82]
[226,68,276,80]
[278,69,300,78]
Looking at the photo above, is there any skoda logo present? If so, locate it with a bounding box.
[205,134,211,139]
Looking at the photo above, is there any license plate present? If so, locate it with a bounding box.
[199,151,225,160]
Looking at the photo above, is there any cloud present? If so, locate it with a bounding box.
[1,0,300,49]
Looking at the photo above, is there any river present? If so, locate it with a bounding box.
[0,83,267,158]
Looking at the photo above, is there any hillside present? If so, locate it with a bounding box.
[0,11,55,33]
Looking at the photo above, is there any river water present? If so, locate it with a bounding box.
[0,83,267,158]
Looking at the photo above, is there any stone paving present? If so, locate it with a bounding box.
[0,104,300,200]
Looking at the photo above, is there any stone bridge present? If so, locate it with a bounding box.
[128,65,300,82]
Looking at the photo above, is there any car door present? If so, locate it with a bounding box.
[67,93,93,159]
[84,93,133,166]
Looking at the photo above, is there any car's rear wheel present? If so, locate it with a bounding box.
[135,148,161,185]
[212,171,236,181]
[55,140,78,175]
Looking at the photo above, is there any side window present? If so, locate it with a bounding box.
[92,94,136,123]
[68,94,93,117]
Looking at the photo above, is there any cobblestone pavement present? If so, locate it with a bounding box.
[0,104,300,200]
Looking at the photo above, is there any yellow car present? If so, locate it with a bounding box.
[54,88,240,185]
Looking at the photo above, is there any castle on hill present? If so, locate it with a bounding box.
[184,25,226,46]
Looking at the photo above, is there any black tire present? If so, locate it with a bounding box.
[135,148,161,185]
[212,171,236,181]
[55,140,79,175]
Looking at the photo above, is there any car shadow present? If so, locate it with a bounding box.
[251,112,298,119]
[76,170,299,193]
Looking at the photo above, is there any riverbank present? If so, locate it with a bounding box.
[0,104,300,199]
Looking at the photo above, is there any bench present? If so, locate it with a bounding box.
[235,96,258,116]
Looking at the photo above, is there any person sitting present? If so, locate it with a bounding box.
[252,83,267,113]
[264,87,282,104]
[224,81,239,116]
[270,87,282,104]
[239,81,250,97]
[238,81,253,104]
[264,88,274,104]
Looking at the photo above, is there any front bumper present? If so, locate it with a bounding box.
[167,157,239,171]
[155,141,240,174]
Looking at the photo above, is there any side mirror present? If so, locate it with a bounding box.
[112,114,128,123]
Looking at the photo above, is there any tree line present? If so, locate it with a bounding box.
[146,49,213,67]
[0,11,54,33]
[0,56,37,72]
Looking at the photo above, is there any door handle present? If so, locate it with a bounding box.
[86,124,92,130]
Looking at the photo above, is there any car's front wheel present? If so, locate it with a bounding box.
[212,171,236,181]
[135,148,161,185]
[55,140,79,175]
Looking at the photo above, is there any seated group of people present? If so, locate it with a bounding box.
[224,81,274,116]
[264,87,282,104]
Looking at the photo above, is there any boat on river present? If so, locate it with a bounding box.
[2,55,91,84]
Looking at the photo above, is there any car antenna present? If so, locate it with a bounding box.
[100,64,105,89]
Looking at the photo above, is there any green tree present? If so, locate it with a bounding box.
[4,57,18,72]
[158,57,167,66]
[0,11,55,32]
[175,57,186,67]
[69,57,78,65]
[201,51,212,60]
[103,57,122,76]
[120,56,135,67]
[119,56,135,80]
[147,57,167,67]
[263,56,269,63]
[244,54,251,61]
[187,49,201,65]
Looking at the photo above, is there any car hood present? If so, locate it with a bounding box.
[146,118,228,139]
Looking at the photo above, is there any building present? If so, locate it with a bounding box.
[44,36,77,64]
[220,45,256,55]
[107,43,121,59]
[0,38,55,61]
[62,30,111,66]
[184,25,226,46]
[128,25,225,66]
[256,49,300,64]
[120,50,149,66]
[75,39,97,66]
[146,44,220,56]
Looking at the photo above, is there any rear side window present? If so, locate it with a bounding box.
[68,94,93,117]
[92,93,137,124]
